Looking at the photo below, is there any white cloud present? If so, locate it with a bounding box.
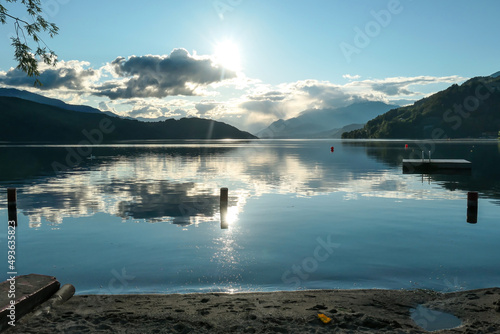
[0,50,468,134]
[343,75,466,100]
[212,75,466,132]
[343,74,361,80]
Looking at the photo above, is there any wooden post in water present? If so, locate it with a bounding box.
[7,188,18,227]
[220,188,228,229]
[467,191,478,224]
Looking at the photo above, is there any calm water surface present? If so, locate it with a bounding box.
[1,140,499,294]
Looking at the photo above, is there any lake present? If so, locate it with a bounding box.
[1,139,499,294]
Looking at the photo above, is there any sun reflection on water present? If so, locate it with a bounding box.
[210,222,246,292]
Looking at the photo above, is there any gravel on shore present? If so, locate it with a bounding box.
[6,287,500,333]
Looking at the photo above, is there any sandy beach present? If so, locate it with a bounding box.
[5,287,500,333]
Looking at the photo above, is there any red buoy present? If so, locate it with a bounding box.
[330,146,334,152]
[405,144,408,149]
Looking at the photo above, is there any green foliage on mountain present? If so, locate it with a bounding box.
[342,76,500,139]
[0,97,256,142]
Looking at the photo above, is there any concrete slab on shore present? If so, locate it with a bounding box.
[0,274,60,331]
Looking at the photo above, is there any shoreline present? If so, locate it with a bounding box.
[6,287,500,333]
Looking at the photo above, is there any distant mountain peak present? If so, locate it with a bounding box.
[257,101,397,139]
[0,87,118,118]
[490,71,500,78]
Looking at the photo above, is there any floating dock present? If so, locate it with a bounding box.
[402,159,472,173]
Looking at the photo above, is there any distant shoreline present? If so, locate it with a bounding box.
[0,138,259,146]
[0,137,498,145]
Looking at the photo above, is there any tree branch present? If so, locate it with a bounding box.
[1,0,59,85]
[1,10,31,26]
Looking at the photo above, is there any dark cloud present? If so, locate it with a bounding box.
[114,181,219,225]
[240,100,279,114]
[95,49,236,99]
[249,91,286,101]
[127,105,166,118]
[368,76,463,97]
[172,108,189,117]
[372,83,413,96]
[195,101,218,115]
[0,64,96,90]
[98,101,110,110]
[298,82,356,108]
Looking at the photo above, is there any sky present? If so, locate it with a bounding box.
[1,0,499,133]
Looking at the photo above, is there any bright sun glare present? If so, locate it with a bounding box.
[214,40,241,72]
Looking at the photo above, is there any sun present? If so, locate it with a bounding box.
[213,40,242,72]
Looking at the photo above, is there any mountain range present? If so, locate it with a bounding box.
[3,70,499,142]
[257,101,399,138]
[0,95,256,142]
[342,74,500,139]
[0,87,119,118]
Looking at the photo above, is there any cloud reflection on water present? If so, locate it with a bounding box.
[1,140,498,227]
